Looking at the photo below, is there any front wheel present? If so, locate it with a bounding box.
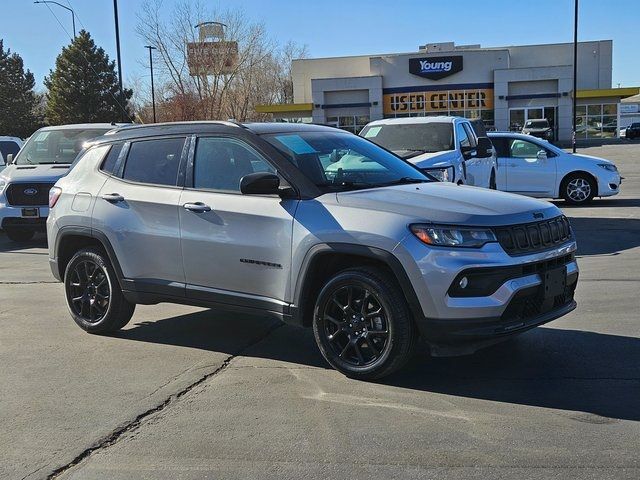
[312,267,416,380]
[562,173,596,205]
[64,247,135,334]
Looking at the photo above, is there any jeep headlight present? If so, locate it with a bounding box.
[422,166,454,182]
[598,163,618,172]
[410,224,497,248]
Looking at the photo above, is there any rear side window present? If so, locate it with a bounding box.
[100,143,124,174]
[123,137,185,186]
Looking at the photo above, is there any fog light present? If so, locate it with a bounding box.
[459,277,468,289]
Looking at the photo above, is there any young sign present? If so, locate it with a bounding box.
[409,56,463,80]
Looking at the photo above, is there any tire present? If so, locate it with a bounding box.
[64,247,135,334]
[489,169,497,190]
[5,228,35,242]
[312,267,416,380]
[561,173,596,205]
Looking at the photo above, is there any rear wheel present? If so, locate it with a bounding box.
[312,267,415,380]
[562,173,596,205]
[4,228,35,242]
[64,247,135,334]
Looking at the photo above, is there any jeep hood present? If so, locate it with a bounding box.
[0,164,71,183]
[334,182,560,226]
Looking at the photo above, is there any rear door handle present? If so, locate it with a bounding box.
[100,193,125,203]
[183,202,211,213]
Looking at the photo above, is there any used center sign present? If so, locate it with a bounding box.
[383,88,494,115]
[409,56,463,80]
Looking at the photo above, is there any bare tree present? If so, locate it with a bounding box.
[135,0,306,122]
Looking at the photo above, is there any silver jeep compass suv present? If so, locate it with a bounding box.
[47,122,578,380]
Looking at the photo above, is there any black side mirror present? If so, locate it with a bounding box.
[240,172,280,195]
[475,137,494,158]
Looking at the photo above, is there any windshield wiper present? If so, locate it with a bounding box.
[379,177,430,187]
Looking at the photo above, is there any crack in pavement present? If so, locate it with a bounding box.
[46,322,283,480]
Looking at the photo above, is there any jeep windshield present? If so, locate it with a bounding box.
[359,122,454,157]
[14,127,111,165]
[263,131,431,193]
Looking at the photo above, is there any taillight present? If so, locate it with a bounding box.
[49,186,62,208]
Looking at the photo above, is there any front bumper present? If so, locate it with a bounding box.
[596,170,622,197]
[393,235,579,352]
[0,202,49,231]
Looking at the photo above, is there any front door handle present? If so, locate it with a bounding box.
[183,202,211,213]
[100,193,125,203]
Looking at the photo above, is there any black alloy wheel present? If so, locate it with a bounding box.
[313,267,415,380]
[321,284,390,367]
[67,259,111,323]
[64,248,135,333]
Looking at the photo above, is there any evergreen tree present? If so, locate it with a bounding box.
[44,30,133,124]
[0,40,42,138]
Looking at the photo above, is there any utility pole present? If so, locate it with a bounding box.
[113,0,125,122]
[572,0,579,153]
[34,1,76,38]
[144,45,157,123]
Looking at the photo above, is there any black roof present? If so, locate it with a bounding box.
[95,121,340,144]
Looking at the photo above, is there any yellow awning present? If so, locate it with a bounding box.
[577,87,640,99]
[255,103,313,114]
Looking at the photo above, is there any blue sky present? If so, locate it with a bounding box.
[2,0,639,92]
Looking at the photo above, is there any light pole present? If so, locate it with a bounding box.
[113,0,125,122]
[34,1,76,38]
[572,0,579,153]
[144,45,157,123]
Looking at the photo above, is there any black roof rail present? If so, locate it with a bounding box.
[226,119,249,129]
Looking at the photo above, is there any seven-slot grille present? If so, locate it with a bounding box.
[5,183,55,206]
[493,215,573,256]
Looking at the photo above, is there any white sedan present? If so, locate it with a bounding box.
[488,132,621,205]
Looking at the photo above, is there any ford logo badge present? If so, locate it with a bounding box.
[23,187,38,196]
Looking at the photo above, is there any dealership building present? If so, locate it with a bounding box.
[258,40,639,142]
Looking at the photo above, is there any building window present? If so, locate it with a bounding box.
[577,103,618,139]
[326,115,370,134]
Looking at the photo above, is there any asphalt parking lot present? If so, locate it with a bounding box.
[1,143,639,480]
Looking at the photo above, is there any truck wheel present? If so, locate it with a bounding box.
[562,173,596,205]
[64,247,135,334]
[312,267,415,380]
[5,228,35,242]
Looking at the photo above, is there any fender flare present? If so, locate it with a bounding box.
[291,243,424,327]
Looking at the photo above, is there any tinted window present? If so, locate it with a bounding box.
[361,122,454,153]
[100,143,124,174]
[193,137,275,192]
[123,137,185,186]
[462,123,477,147]
[456,123,470,148]
[0,141,20,159]
[264,131,430,193]
[490,137,510,157]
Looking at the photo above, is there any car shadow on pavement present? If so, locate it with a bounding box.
[567,217,640,256]
[0,232,48,252]
[117,310,640,422]
[386,327,640,422]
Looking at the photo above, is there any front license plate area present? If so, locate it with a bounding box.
[21,208,40,218]
[541,266,567,305]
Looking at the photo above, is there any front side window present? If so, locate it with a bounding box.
[14,128,110,165]
[193,137,275,192]
[360,122,454,154]
[456,123,470,148]
[509,139,543,158]
[122,137,185,186]
[264,131,430,193]
[0,141,20,161]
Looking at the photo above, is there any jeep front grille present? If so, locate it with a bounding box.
[493,215,573,256]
